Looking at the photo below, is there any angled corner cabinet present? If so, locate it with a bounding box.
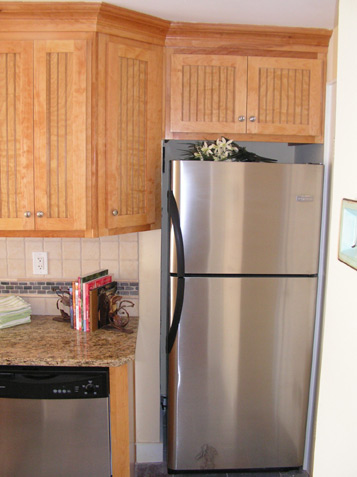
[0,2,168,237]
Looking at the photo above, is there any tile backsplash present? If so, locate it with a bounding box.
[0,234,139,316]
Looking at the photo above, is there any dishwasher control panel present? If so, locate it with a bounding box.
[0,366,109,399]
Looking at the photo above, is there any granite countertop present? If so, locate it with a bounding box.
[0,315,139,367]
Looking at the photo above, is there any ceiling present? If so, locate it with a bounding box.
[105,0,338,29]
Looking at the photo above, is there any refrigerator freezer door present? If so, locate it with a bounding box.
[170,161,323,275]
[168,276,317,472]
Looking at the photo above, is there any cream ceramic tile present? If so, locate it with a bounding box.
[121,232,138,242]
[100,235,119,243]
[6,238,25,260]
[25,259,35,278]
[7,259,26,278]
[81,239,100,260]
[120,241,138,261]
[44,239,63,260]
[81,260,101,276]
[24,296,46,315]
[45,297,60,316]
[100,260,119,279]
[120,260,139,280]
[24,239,44,259]
[0,239,7,259]
[0,259,7,277]
[62,240,81,260]
[47,259,63,279]
[62,260,81,280]
[101,241,119,260]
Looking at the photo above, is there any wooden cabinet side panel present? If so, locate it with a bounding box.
[0,41,34,230]
[34,39,87,231]
[247,56,323,137]
[170,54,247,134]
[110,364,132,477]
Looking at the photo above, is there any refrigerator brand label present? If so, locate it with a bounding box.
[296,195,314,202]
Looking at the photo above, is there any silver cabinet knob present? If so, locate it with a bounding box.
[24,211,31,218]
[112,209,119,216]
[249,116,256,122]
[36,211,44,218]
[238,116,246,122]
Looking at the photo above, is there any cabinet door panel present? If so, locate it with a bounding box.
[0,42,34,230]
[170,54,247,134]
[247,57,323,137]
[106,42,157,230]
[34,40,87,231]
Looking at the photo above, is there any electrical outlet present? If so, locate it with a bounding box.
[32,252,48,275]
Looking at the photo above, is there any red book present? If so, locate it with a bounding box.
[74,281,80,330]
[77,269,109,332]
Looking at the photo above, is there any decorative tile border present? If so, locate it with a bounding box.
[0,280,139,296]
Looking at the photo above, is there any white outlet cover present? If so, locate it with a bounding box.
[32,252,48,275]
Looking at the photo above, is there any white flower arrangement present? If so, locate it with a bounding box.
[186,137,277,163]
[192,137,239,162]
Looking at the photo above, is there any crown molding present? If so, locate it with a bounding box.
[166,22,332,52]
[0,2,170,44]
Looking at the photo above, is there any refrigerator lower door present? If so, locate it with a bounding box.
[168,276,317,472]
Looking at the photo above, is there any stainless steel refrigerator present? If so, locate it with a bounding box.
[162,156,323,473]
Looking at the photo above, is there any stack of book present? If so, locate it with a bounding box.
[70,269,121,332]
[0,296,32,329]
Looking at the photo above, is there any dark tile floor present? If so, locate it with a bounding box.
[135,462,309,477]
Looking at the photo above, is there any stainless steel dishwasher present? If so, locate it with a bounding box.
[0,365,111,477]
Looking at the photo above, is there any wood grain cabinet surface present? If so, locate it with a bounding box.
[165,23,331,143]
[0,2,167,237]
[97,35,162,236]
[169,53,324,142]
[247,56,323,138]
[0,41,34,232]
[0,3,332,237]
[33,40,88,234]
[0,38,91,236]
[170,54,248,135]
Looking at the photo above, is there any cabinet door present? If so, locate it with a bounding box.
[105,41,159,230]
[170,54,247,134]
[247,57,323,137]
[34,40,87,232]
[0,41,34,231]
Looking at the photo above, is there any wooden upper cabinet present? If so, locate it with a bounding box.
[0,41,34,231]
[0,4,331,236]
[246,57,323,137]
[168,53,324,141]
[0,3,169,237]
[0,39,88,235]
[170,54,247,134]
[98,36,162,235]
[34,40,87,232]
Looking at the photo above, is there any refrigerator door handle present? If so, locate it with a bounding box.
[167,277,185,354]
[168,191,185,278]
[167,191,185,353]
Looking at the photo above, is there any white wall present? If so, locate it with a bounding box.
[135,229,163,462]
[313,0,357,474]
